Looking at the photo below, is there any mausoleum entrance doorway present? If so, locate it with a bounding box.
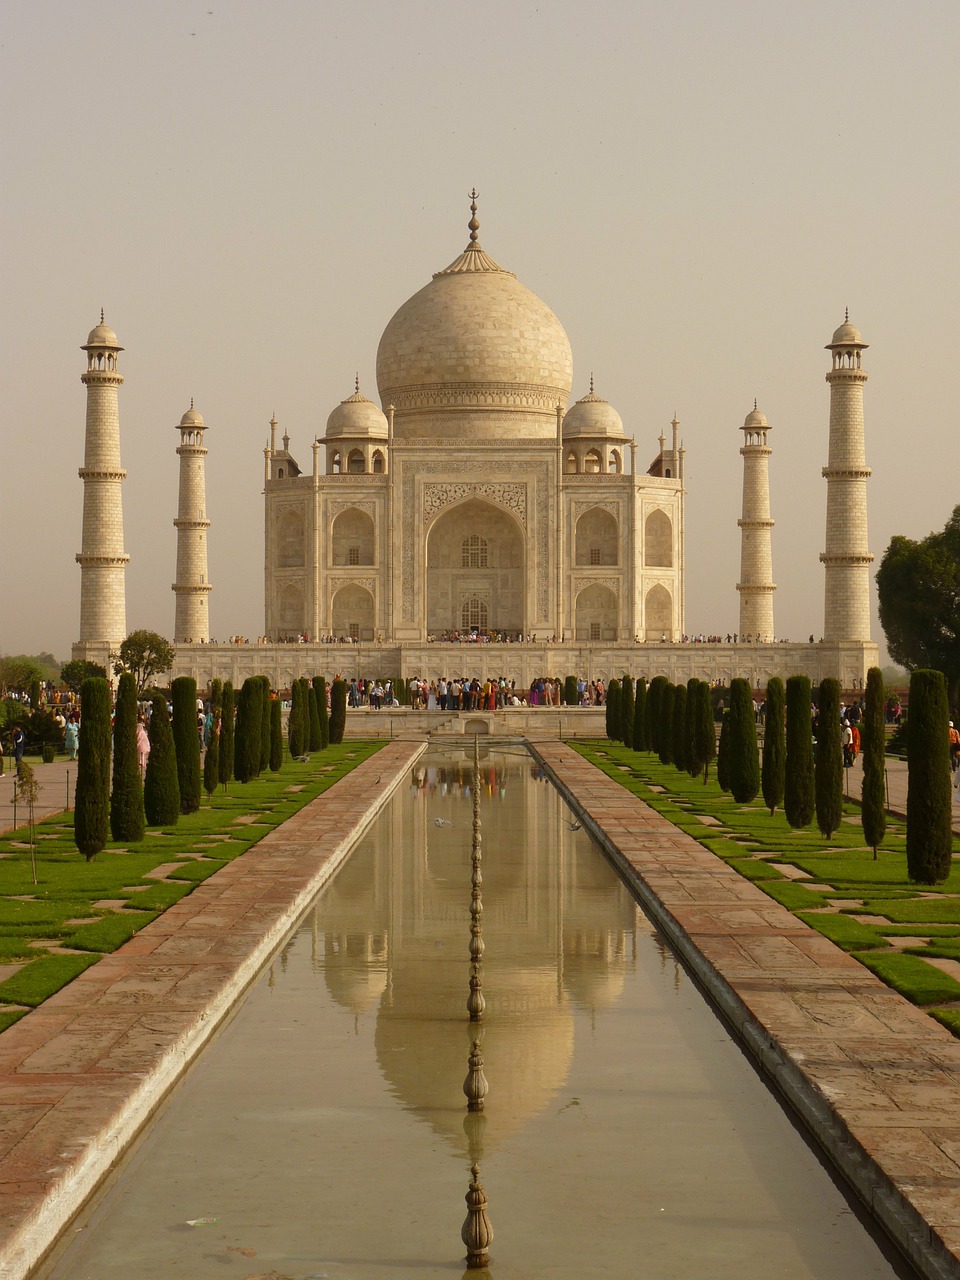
[425,499,525,637]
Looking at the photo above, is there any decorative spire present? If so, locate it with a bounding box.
[754,398,757,411]
[190,397,195,410]
[355,372,360,395]
[468,188,480,243]
[589,372,594,395]
[845,306,849,323]
[100,307,105,324]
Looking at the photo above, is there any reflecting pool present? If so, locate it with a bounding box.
[37,745,914,1279]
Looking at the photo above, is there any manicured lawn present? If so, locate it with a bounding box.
[0,743,383,1022]
[572,740,960,1036]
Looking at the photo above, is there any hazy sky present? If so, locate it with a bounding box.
[3,0,958,663]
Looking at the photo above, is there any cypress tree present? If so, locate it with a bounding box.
[728,678,760,803]
[314,676,330,748]
[695,680,717,783]
[716,710,731,792]
[307,681,322,751]
[814,678,843,838]
[111,671,145,842]
[172,676,201,815]
[861,666,887,859]
[204,679,222,800]
[329,678,347,744]
[234,677,261,783]
[219,681,235,787]
[74,676,111,859]
[671,682,687,772]
[761,677,786,817]
[288,680,304,758]
[633,678,647,751]
[784,675,815,829]
[270,697,283,772]
[144,694,180,826]
[684,678,700,777]
[620,675,634,747]
[563,675,578,706]
[658,682,675,765]
[259,677,272,774]
[605,679,621,742]
[906,669,953,884]
[647,676,667,754]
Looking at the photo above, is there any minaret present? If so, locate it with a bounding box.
[821,313,872,641]
[74,313,129,664]
[736,403,775,641]
[172,402,212,643]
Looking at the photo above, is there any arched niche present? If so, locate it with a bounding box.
[644,584,672,639]
[584,448,602,474]
[332,508,375,566]
[372,449,385,473]
[575,507,618,566]
[279,582,305,635]
[645,509,673,567]
[347,448,365,474]
[426,498,524,635]
[608,449,622,474]
[575,583,618,641]
[277,509,305,568]
[564,451,578,474]
[332,584,375,641]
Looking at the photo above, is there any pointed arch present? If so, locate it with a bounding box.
[645,509,673,567]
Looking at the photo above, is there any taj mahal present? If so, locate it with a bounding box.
[71,195,878,696]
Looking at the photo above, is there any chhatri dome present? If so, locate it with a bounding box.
[376,190,574,440]
[562,376,627,438]
[325,376,388,439]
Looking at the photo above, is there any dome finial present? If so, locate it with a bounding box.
[190,396,194,410]
[589,372,594,395]
[100,307,105,324]
[468,188,480,244]
[355,371,360,395]
[754,397,757,411]
[845,306,849,323]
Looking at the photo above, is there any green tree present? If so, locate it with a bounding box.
[761,677,786,817]
[0,655,43,698]
[671,682,687,772]
[684,678,700,778]
[329,678,347,745]
[112,629,176,695]
[658,682,675,766]
[861,666,887,859]
[218,681,235,787]
[288,681,304,758]
[234,678,261,783]
[60,658,107,695]
[307,680,322,752]
[727,678,759,803]
[74,677,111,860]
[814,679,843,838]
[784,675,815,829]
[906,669,953,884]
[633,678,647,751]
[877,507,960,707]
[270,698,283,772]
[694,681,716,783]
[716,710,731,793]
[258,677,272,774]
[110,671,145,842]
[647,676,667,755]
[171,676,201,815]
[204,679,222,800]
[314,676,330,749]
[620,675,634,747]
[605,679,621,743]
[144,695,180,826]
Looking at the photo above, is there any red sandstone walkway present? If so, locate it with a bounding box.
[0,739,426,1280]
[532,741,960,1280]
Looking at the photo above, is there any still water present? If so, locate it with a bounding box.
[37,745,914,1279]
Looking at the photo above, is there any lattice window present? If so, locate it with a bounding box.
[461,597,488,630]
[348,546,360,566]
[589,622,601,641]
[461,534,488,568]
[589,547,601,565]
[348,622,360,641]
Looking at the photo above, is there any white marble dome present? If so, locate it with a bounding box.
[376,218,573,440]
[563,382,625,438]
[326,384,388,439]
[83,318,122,350]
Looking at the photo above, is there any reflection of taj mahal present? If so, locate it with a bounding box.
[263,194,684,647]
[74,194,879,690]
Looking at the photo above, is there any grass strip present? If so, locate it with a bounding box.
[0,954,100,1007]
[853,951,960,1006]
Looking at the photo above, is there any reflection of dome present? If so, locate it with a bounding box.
[563,382,625,438]
[376,205,573,441]
[324,935,388,1014]
[326,383,388,439]
[375,962,573,1156]
[563,932,628,1011]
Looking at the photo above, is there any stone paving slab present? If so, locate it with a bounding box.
[0,740,426,1280]
[532,741,960,1280]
